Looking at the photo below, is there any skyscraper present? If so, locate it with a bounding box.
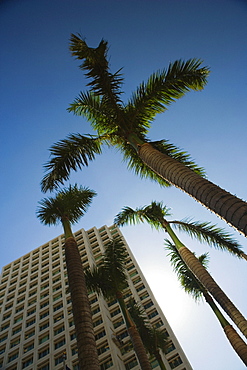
[0,225,192,370]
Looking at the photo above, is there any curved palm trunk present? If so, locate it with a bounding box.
[117,291,152,370]
[163,222,247,339]
[204,292,247,365]
[64,234,100,370]
[137,141,247,236]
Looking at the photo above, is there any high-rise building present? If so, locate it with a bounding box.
[0,225,192,370]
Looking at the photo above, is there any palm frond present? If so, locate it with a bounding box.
[114,201,171,230]
[68,91,121,135]
[41,134,103,192]
[37,184,96,225]
[69,34,123,105]
[170,218,243,257]
[126,59,209,126]
[165,240,209,301]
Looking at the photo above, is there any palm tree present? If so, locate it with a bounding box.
[128,299,169,370]
[114,201,247,339]
[36,184,100,370]
[40,33,247,237]
[166,241,247,366]
[85,238,152,370]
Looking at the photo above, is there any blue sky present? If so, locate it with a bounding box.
[1,0,247,369]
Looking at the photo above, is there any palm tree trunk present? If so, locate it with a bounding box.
[65,236,100,370]
[154,349,167,370]
[117,291,152,370]
[163,222,247,339]
[137,142,247,236]
[204,293,247,366]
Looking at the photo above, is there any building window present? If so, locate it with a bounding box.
[93,317,103,328]
[100,356,113,369]
[38,362,50,370]
[1,322,10,331]
[25,330,35,340]
[40,310,49,320]
[38,346,50,359]
[16,305,24,314]
[10,337,20,348]
[125,356,138,369]
[53,293,62,301]
[39,334,49,345]
[28,298,37,306]
[12,326,22,336]
[27,308,36,317]
[54,337,65,350]
[70,332,76,341]
[0,345,5,355]
[3,312,12,320]
[40,291,49,300]
[54,325,64,336]
[22,356,33,368]
[40,300,49,309]
[136,284,145,292]
[8,350,19,363]
[14,316,23,324]
[54,302,63,312]
[54,313,64,324]
[143,300,154,310]
[110,308,121,317]
[113,318,124,329]
[148,310,158,319]
[26,318,36,327]
[89,296,98,305]
[24,342,34,353]
[165,340,176,354]
[54,353,65,366]
[0,334,8,343]
[95,329,106,341]
[168,354,183,369]
[41,283,49,291]
[40,321,49,331]
[5,303,13,311]
[97,341,110,356]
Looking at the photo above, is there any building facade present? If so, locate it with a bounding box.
[0,225,192,370]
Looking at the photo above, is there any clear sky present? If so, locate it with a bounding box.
[1,0,247,369]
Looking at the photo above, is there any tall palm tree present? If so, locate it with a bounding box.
[165,241,247,366]
[114,201,247,339]
[128,299,169,370]
[40,33,247,237]
[85,238,152,370]
[165,239,247,365]
[36,184,100,370]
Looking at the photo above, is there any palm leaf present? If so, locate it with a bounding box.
[170,218,243,257]
[68,91,122,135]
[126,59,209,127]
[41,134,103,192]
[69,34,123,105]
[114,201,171,229]
[85,239,129,299]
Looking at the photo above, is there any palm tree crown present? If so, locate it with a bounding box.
[41,34,207,192]
[37,184,96,228]
[40,34,247,237]
[114,201,244,258]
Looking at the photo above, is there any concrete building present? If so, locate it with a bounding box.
[0,225,192,370]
